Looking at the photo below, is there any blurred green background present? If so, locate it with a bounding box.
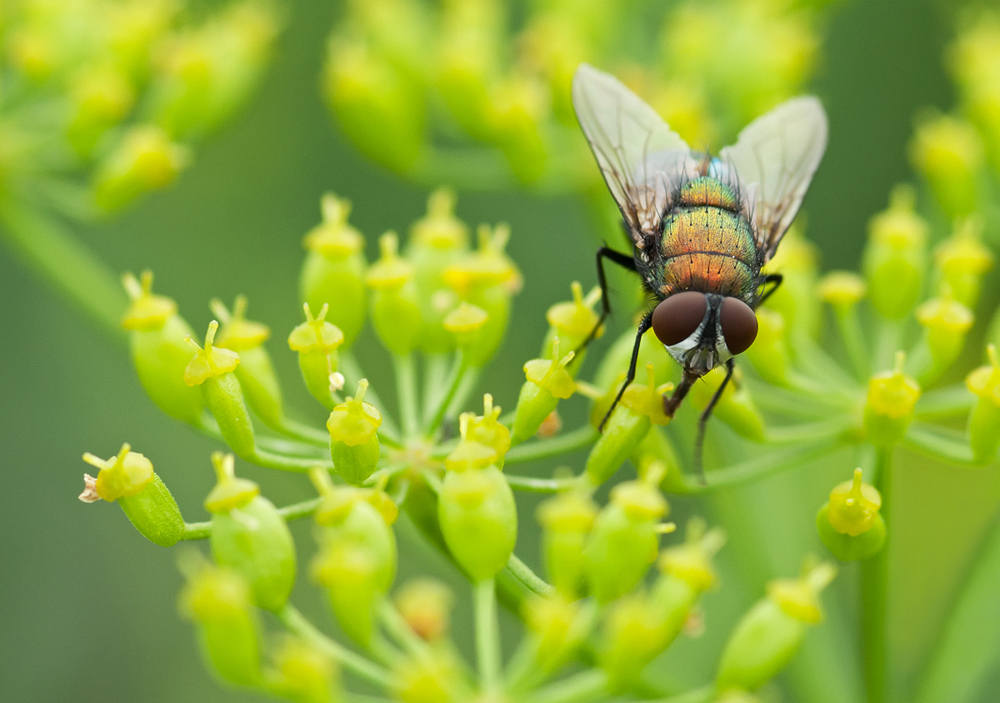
[3,0,1000,701]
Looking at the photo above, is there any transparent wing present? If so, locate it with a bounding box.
[719,96,828,260]
[572,63,695,247]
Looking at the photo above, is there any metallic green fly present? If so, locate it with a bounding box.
[572,64,828,480]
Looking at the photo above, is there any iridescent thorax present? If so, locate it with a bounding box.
[655,175,760,302]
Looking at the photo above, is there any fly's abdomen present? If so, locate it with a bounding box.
[658,192,758,298]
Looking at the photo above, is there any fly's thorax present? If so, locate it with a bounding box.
[676,176,739,211]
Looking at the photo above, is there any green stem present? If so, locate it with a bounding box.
[474,578,502,693]
[504,474,581,493]
[680,440,845,494]
[505,425,598,464]
[276,416,333,446]
[444,366,481,422]
[914,385,975,420]
[251,448,332,472]
[525,669,608,703]
[379,601,430,658]
[180,496,324,540]
[862,446,893,703]
[836,306,870,380]
[180,521,212,540]
[764,416,857,444]
[341,351,402,443]
[903,423,979,466]
[278,603,391,688]
[505,554,556,597]
[0,197,127,337]
[393,353,421,440]
[874,319,904,372]
[422,353,452,423]
[424,352,468,438]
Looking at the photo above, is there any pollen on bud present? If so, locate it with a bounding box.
[863,184,929,320]
[395,578,454,641]
[864,351,921,447]
[817,469,886,561]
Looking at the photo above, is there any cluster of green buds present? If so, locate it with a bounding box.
[321,0,830,208]
[1,0,277,214]
[85,188,862,702]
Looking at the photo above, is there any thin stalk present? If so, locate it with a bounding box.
[504,474,581,494]
[836,306,870,380]
[903,423,979,466]
[181,522,211,540]
[505,554,556,597]
[276,416,333,446]
[874,319,904,372]
[278,603,391,688]
[425,352,468,438]
[379,601,430,658]
[0,197,127,337]
[251,448,332,472]
[764,416,857,444]
[862,447,893,703]
[393,353,421,440]
[474,578,502,693]
[525,669,608,703]
[180,496,324,540]
[505,425,598,464]
[914,385,975,420]
[444,366,482,423]
[422,353,452,423]
[680,440,845,494]
[341,351,402,442]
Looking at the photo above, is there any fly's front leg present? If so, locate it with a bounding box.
[598,311,652,432]
[757,273,783,305]
[576,246,637,355]
[692,358,736,484]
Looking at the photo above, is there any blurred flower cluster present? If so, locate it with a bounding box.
[0,0,277,214]
[322,0,831,199]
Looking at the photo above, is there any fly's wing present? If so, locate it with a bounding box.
[719,96,828,261]
[572,63,695,249]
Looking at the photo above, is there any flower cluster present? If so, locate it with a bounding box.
[1,0,277,214]
[321,0,829,195]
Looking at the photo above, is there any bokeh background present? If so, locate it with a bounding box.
[3,0,999,701]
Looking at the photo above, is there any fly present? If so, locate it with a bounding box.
[572,63,828,481]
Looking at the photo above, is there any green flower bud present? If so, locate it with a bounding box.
[93,125,189,212]
[759,227,819,337]
[585,479,668,603]
[633,430,687,494]
[408,188,469,355]
[864,352,921,448]
[79,444,184,547]
[442,223,522,366]
[914,295,974,381]
[289,303,345,410]
[542,282,603,376]
[690,365,765,442]
[395,578,453,642]
[66,62,135,156]
[185,321,256,459]
[817,468,886,561]
[486,73,549,184]
[600,591,672,690]
[524,594,590,674]
[442,301,489,354]
[391,648,462,703]
[818,271,867,310]
[586,364,672,486]
[743,307,790,387]
[966,345,1000,464]
[212,296,283,430]
[323,36,424,172]
[206,453,296,611]
[438,465,517,582]
[312,476,398,648]
[267,636,339,703]
[299,194,367,348]
[437,2,501,141]
[464,394,511,468]
[327,379,382,485]
[863,185,929,320]
[366,231,423,355]
[512,339,577,445]
[934,217,994,308]
[537,490,598,597]
[909,112,983,218]
[122,271,203,424]
[179,559,262,687]
[716,560,837,692]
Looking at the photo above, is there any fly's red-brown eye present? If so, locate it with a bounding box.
[652,291,707,346]
[720,297,758,354]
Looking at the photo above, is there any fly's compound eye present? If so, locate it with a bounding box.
[719,297,758,355]
[652,291,707,347]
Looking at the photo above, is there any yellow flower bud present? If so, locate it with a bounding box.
[863,185,929,320]
[542,282,602,376]
[93,125,189,212]
[395,578,453,642]
[818,271,866,309]
[935,217,994,307]
[966,345,1000,464]
[289,303,345,409]
[658,518,726,593]
[327,379,382,485]
[826,468,882,536]
[864,352,921,447]
[909,112,983,218]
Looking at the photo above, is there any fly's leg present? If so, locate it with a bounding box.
[757,273,783,306]
[692,358,735,484]
[598,311,652,432]
[576,246,637,355]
